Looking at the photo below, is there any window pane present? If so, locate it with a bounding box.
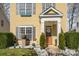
[18,26,33,40]
[42,3,55,11]
[19,3,25,15]
[26,3,32,15]
[20,27,25,39]
[17,3,33,16]
[19,3,25,9]
[26,27,32,40]
[20,27,25,34]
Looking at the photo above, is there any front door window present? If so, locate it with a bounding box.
[46,26,52,36]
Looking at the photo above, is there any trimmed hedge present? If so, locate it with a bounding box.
[64,32,79,49]
[40,33,47,49]
[0,35,7,49]
[59,31,79,50]
[59,29,65,50]
[0,32,16,49]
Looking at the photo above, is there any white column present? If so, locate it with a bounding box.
[41,21,45,33]
[57,21,61,46]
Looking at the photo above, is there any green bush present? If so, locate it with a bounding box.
[40,33,47,49]
[59,29,65,50]
[64,32,79,49]
[59,31,79,49]
[0,32,15,49]
[4,33,15,47]
[0,35,7,49]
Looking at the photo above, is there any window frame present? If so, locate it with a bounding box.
[17,26,33,41]
[16,3,35,16]
[42,3,55,11]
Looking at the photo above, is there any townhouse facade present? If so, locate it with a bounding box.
[0,3,10,32]
[10,3,67,47]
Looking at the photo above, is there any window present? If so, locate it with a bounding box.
[17,26,33,40]
[16,3,36,16]
[1,20,4,27]
[19,3,26,16]
[42,3,55,11]
[52,24,57,36]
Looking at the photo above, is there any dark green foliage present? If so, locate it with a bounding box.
[0,35,7,49]
[59,31,79,50]
[40,33,47,49]
[64,32,79,49]
[59,29,65,50]
[0,32,16,49]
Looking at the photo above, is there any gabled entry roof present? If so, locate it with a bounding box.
[40,7,63,18]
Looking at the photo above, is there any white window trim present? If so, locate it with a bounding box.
[17,26,33,41]
[17,3,34,16]
[25,4,26,15]
[16,3,20,15]
[32,3,33,15]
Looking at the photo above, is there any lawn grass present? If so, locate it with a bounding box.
[0,48,37,56]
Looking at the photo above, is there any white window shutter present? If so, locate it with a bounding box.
[16,3,19,15]
[33,27,36,40]
[33,3,36,14]
[16,27,20,39]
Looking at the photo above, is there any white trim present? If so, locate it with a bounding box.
[16,3,20,15]
[40,7,63,17]
[41,18,61,22]
[32,3,33,15]
[40,15,63,17]
[17,25,34,41]
[17,27,20,39]
[40,17,61,46]
[57,21,61,46]
[17,25,33,27]
[25,3,26,15]
[18,3,33,15]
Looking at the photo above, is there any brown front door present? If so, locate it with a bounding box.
[45,26,52,45]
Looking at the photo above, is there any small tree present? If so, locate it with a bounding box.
[59,29,65,50]
[40,33,46,49]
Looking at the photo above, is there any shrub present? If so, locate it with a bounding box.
[0,35,7,49]
[59,29,65,50]
[40,33,47,49]
[0,32,15,49]
[64,32,79,49]
[4,33,15,47]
